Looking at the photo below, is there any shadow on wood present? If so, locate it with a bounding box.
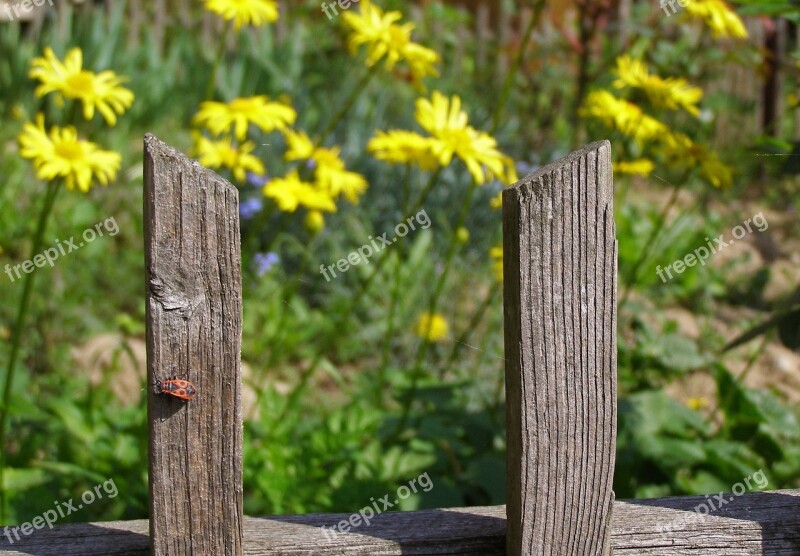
[0,521,149,555]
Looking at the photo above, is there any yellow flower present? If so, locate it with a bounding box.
[194,96,296,140]
[263,170,336,213]
[613,55,703,116]
[280,130,368,204]
[367,130,440,170]
[686,397,709,410]
[684,0,747,39]
[659,130,697,157]
[581,90,668,146]
[401,41,441,84]
[192,133,265,182]
[282,128,315,161]
[616,158,655,176]
[304,210,325,233]
[456,227,469,243]
[699,151,733,189]
[490,245,503,282]
[414,312,449,343]
[29,47,134,126]
[312,147,368,204]
[658,131,732,188]
[343,0,439,82]
[10,104,26,121]
[204,0,278,29]
[415,92,517,185]
[18,114,121,193]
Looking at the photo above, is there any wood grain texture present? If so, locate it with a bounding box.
[3,490,800,554]
[144,134,243,556]
[502,141,617,555]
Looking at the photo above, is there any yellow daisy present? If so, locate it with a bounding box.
[194,96,296,140]
[699,151,733,189]
[263,170,337,213]
[204,0,279,30]
[367,130,440,170]
[659,129,697,158]
[312,147,368,204]
[657,131,732,188]
[684,0,747,39]
[616,159,655,176]
[192,133,265,182]
[415,92,517,185]
[18,114,121,193]
[581,90,668,146]
[613,55,703,116]
[414,312,449,343]
[343,0,439,82]
[28,47,134,126]
[282,128,315,161]
[401,41,440,83]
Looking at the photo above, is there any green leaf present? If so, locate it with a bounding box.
[2,468,49,493]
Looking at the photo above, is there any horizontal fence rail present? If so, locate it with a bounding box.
[2,491,800,554]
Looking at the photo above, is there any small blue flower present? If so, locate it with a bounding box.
[247,172,270,187]
[254,252,279,276]
[516,161,539,176]
[306,159,317,170]
[240,198,263,220]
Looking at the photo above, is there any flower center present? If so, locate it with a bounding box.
[54,140,84,161]
[66,71,95,95]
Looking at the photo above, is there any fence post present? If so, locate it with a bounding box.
[144,135,244,555]
[502,141,617,555]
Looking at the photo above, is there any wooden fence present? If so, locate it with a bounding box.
[1,137,798,555]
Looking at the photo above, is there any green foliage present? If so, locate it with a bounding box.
[0,0,798,526]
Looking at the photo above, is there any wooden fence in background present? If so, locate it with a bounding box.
[1,137,799,555]
[4,0,798,144]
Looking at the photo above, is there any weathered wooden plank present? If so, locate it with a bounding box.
[2,490,799,554]
[144,135,243,555]
[502,141,617,555]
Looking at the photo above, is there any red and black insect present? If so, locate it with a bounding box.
[154,377,197,401]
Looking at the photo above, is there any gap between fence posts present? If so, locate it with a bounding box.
[144,134,244,556]
[502,140,617,555]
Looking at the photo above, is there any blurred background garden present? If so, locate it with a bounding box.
[0,0,798,525]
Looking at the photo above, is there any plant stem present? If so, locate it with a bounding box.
[318,63,379,144]
[620,173,683,308]
[277,168,443,422]
[0,180,60,522]
[205,23,231,101]
[376,166,412,406]
[572,1,597,147]
[444,282,499,373]
[490,0,546,135]
[394,180,478,435]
